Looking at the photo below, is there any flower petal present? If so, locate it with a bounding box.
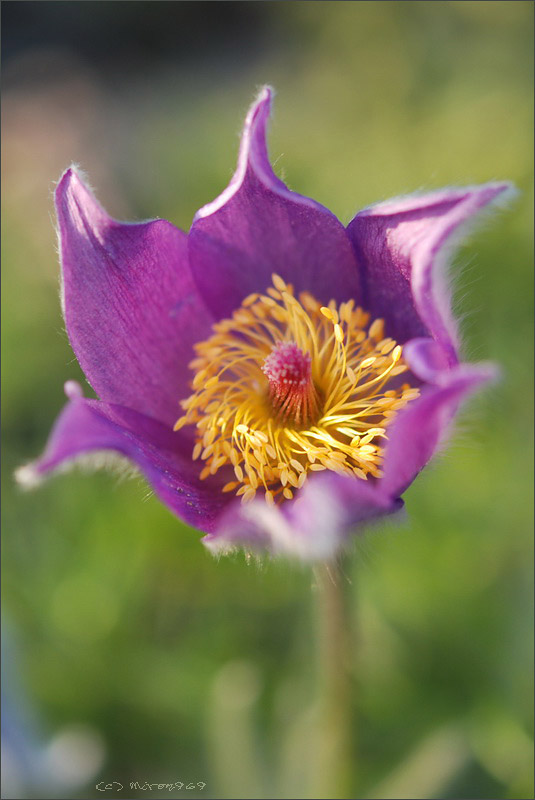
[347,183,514,362]
[203,361,497,559]
[16,384,229,533]
[202,472,401,561]
[402,337,452,383]
[189,87,361,319]
[380,363,499,498]
[56,168,213,427]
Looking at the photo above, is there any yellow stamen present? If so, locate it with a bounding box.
[174,275,419,505]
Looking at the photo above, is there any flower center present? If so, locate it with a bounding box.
[262,341,320,426]
[174,274,419,506]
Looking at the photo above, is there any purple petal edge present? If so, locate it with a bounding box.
[56,167,213,427]
[403,337,452,383]
[194,87,333,222]
[202,471,402,561]
[380,362,499,498]
[347,182,515,360]
[188,87,362,320]
[16,383,230,533]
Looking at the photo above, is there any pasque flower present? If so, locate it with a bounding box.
[17,87,510,559]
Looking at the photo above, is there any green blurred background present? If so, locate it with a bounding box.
[2,2,533,798]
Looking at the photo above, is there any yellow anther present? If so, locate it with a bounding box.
[368,318,384,340]
[175,276,418,505]
[265,444,277,460]
[203,429,215,447]
[272,273,287,292]
[290,459,304,473]
[242,487,256,503]
[234,464,244,482]
[380,339,396,354]
[392,345,402,362]
[286,471,299,488]
[192,369,207,389]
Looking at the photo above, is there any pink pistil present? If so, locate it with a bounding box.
[262,341,319,425]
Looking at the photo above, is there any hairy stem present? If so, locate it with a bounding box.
[313,555,355,798]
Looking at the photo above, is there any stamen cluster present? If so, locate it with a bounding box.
[174,274,419,505]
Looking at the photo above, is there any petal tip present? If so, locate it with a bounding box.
[193,86,276,223]
[55,164,89,202]
[436,360,501,389]
[254,84,274,108]
[464,180,517,212]
[14,463,43,490]
[201,534,235,557]
[64,380,84,400]
[55,163,107,216]
[192,85,332,229]
[245,85,274,126]
[483,180,519,207]
[55,163,109,243]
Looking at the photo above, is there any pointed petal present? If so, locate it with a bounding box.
[56,168,213,426]
[380,363,499,498]
[189,87,360,319]
[202,472,401,561]
[16,384,230,533]
[347,183,514,362]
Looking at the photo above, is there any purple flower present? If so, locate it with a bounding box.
[17,87,511,560]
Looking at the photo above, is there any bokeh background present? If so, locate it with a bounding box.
[2,2,533,798]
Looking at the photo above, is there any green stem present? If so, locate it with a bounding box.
[314,555,355,799]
